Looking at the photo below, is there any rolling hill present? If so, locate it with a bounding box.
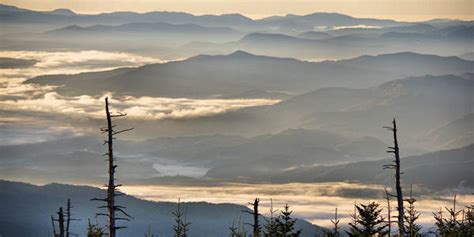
[25,51,474,98]
[0,180,324,237]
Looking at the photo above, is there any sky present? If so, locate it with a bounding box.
[2,0,473,21]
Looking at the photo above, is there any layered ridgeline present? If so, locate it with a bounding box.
[0,180,324,237]
[0,4,401,32]
[0,129,387,184]
[25,51,474,98]
[1,130,472,191]
[24,53,473,149]
[1,3,473,59]
[206,144,474,191]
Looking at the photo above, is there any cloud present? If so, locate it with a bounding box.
[332,25,383,30]
[0,50,161,80]
[0,50,279,143]
[0,92,278,120]
[122,182,474,229]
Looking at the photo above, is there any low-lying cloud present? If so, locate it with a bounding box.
[122,182,474,229]
[0,92,278,120]
[0,50,279,144]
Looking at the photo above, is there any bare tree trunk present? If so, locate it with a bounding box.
[51,215,57,237]
[92,97,133,237]
[105,98,116,237]
[58,207,65,237]
[384,188,392,237]
[331,208,340,237]
[66,199,71,237]
[243,198,261,237]
[384,118,405,236]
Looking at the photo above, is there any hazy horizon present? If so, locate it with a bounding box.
[2,0,474,21]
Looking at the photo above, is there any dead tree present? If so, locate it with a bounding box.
[330,208,340,237]
[51,215,57,237]
[65,198,80,237]
[52,207,65,237]
[243,198,261,237]
[92,97,133,237]
[383,118,405,236]
[384,188,392,237]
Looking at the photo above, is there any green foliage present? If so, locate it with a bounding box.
[264,199,279,237]
[264,215,279,237]
[433,196,474,237]
[404,187,422,237]
[172,200,191,237]
[229,216,248,237]
[346,202,387,237]
[87,219,105,237]
[273,204,302,237]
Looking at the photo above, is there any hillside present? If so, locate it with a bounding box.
[206,144,474,190]
[25,51,474,98]
[0,180,324,237]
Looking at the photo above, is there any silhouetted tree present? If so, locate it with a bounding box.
[172,199,191,237]
[230,216,247,237]
[404,185,421,236]
[275,204,302,237]
[459,204,474,236]
[384,187,392,237]
[264,199,278,237]
[65,198,80,237]
[433,207,446,236]
[52,207,65,237]
[51,215,57,237]
[144,224,157,237]
[433,198,474,236]
[383,118,406,236]
[243,198,262,237]
[325,208,340,237]
[346,202,387,236]
[92,97,133,237]
[87,219,105,237]
[347,202,359,236]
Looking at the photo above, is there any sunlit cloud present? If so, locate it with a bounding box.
[122,182,474,230]
[0,50,278,121]
[0,50,161,80]
[332,25,383,30]
[0,92,278,120]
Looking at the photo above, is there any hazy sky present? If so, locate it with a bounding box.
[3,0,473,21]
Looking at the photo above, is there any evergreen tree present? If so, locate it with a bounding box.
[264,199,279,237]
[325,207,341,237]
[433,195,467,236]
[433,207,447,236]
[87,219,105,237]
[459,205,474,236]
[229,216,247,237]
[275,204,302,237]
[144,224,157,237]
[347,202,387,237]
[403,186,421,236]
[172,199,191,237]
[346,202,359,237]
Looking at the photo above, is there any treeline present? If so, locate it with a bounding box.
[48,99,473,237]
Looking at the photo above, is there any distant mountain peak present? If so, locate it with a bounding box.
[229,50,255,57]
[49,8,76,15]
